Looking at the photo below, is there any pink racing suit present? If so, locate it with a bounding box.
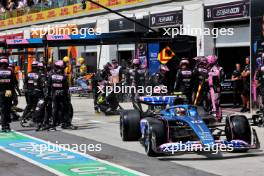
[208,65,222,121]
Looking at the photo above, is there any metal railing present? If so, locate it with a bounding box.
[0,0,82,20]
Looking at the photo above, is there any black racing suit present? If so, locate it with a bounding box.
[123,67,132,86]
[148,72,167,96]
[0,68,16,129]
[193,66,209,91]
[22,72,44,120]
[129,67,146,110]
[32,71,47,126]
[149,72,166,86]
[232,69,242,106]
[242,65,250,97]
[48,72,71,128]
[193,66,209,107]
[130,68,146,89]
[10,70,21,121]
[92,72,103,111]
[175,68,193,104]
[42,70,53,128]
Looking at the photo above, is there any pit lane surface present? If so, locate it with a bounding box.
[1,96,264,176]
[0,149,55,176]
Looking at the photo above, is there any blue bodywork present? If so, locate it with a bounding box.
[160,105,215,146]
[140,104,215,146]
[139,96,259,154]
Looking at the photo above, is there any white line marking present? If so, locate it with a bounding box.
[89,120,107,124]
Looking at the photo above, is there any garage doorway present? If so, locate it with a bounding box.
[217,47,250,78]
[118,50,134,68]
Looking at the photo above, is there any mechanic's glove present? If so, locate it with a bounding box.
[5,90,12,97]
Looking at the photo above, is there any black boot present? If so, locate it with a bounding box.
[5,124,11,132]
[61,123,78,130]
[41,124,50,131]
[2,125,11,133]
[1,126,7,133]
[35,123,42,131]
[240,107,246,112]
[49,126,57,131]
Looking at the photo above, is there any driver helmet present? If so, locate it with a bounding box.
[175,107,186,116]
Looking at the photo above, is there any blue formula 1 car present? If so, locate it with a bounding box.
[120,96,260,157]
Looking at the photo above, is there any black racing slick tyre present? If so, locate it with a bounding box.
[120,110,141,141]
[225,115,251,152]
[144,118,166,157]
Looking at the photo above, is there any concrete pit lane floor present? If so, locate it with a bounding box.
[0,96,263,176]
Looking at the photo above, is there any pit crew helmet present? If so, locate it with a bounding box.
[179,58,190,67]
[54,60,65,70]
[160,64,170,73]
[0,57,9,68]
[78,57,85,65]
[132,58,140,66]
[38,62,44,70]
[32,61,39,71]
[63,56,70,63]
[207,55,218,65]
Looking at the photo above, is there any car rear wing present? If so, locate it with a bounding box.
[137,95,185,106]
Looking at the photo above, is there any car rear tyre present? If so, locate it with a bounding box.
[225,115,251,152]
[120,110,141,141]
